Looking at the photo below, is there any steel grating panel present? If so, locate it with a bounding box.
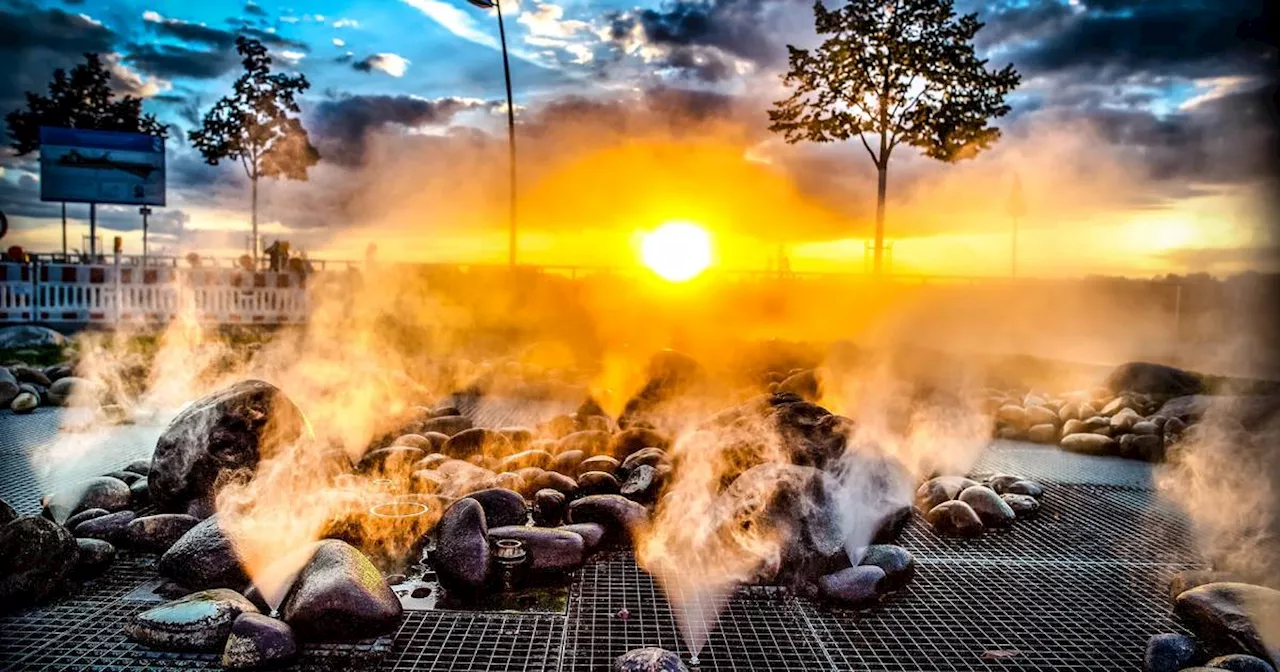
[808,561,1192,671]
[453,396,577,430]
[383,611,563,672]
[972,441,1158,489]
[897,484,1202,566]
[562,552,831,672]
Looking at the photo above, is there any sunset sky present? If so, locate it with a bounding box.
[0,0,1275,276]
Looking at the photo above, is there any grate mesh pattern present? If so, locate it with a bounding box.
[383,611,563,672]
[973,441,1158,488]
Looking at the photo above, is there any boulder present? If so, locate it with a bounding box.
[818,565,885,607]
[73,538,116,578]
[464,488,529,528]
[958,486,1015,528]
[858,545,915,591]
[488,525,585,572]
[1171,570,1235,601]
[1175,582,1280,664]
[158,515,249,591]
[73,509,136,544]
[1145,632,1198,672]
[43,476,132,522]
[533,489,568,527]
[568,495,648,544]
[559,523,606,554]
[126,514,201,553]
[222,612,297,670]
[279,540,403,641]
[1205,655,1276,672]
[150,380,306,513]
[578,471,621,496]
[0,516,79,609]
[1106,362,1205,396]
[925,501,984,537]
[614,647,689,672]
[431,498,491,592]
[126,588,259,651]
[1001,494,1040,518]
[1060,433,1117,455]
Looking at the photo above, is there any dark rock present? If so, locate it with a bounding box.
[126,588,259,651]
[65,507,110,529]
[871,505,911,544]
[578,471,621,496]
[958,486,1016,528]
[9,364,52,387]
[1175,582,1280,664]
[614,646,689,672]
[43,476,132,522]
[818,565,885,607]
[488,525,585,572]
[127,514,201,553]
[10,391,38,413]
[925,501,984,537]
[222,612,297,669]
[73,509,136,543]
[561,430,612,456]
[533,489,568,527]
[1105,362,1205,396]
[1060,433,1117,455]
[1171,570,1234,601]
[859,545,914,591]
[0,498,15,526]
[1131,434,1165,462]
[105,470,143,485]
[777,369,822,401]
[1001,494,1040,518]
[150,380,306,513]
[620,464,660,503]
[359,446,425,475]
[985,474,1021,493]
[420,415,473,437]
[465,488,529,528]
[568,495,648,544]
[914,476,978,513]
[158,515,248,591]
[280,540,403,641]
[608,428,670,461]
[578,455,621,476]
[529,470,580,499]
[130,478,151,509]
[74,538,116,578]
[1205,655,1276,672]
[443,428,510,460]
[47,376,100,406]
[551,449,585,475]
[391,433,434,450]
[0,516,79,609]
[619,447,667,478]
[431,498,490,592]
[1005,480,1044,498]
[0,368,19,407]
[559,523,605,554]
[1145,632,1198,672]
[500,449,556,472]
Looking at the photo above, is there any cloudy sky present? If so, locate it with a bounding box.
[0,0,1275,276]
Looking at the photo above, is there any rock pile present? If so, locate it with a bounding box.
[2,362,99,415]
[1145,573,1279,672]
[915,473,1044,537]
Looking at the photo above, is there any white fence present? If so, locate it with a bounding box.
[0,261,311,326]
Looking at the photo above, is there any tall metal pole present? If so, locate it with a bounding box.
[89,202,97,259]
[61,202,67,256]
[496,0,517,268]
[140,206,152,267]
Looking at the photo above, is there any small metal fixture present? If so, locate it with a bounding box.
[689,653,701,667]
[493,538,528,591]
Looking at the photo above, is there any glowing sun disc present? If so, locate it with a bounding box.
[642,222,712,281]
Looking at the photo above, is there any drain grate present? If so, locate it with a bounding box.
[973,442,1158,489]
[808,561,1192,671]
[383,611,563,672]
[897,484,1202,566]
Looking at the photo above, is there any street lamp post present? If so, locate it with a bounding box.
[140,206,152,266]
[469,0,518,268]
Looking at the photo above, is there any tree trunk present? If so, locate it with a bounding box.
[251,176,259,262]
[873,163,887,276]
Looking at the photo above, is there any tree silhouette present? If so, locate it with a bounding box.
[189,37,319,259]
[770,0,1020,274]
[5,53,168,155]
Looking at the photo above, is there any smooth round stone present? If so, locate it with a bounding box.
[1026,424,1057,443]
[1205,654,1276,672]
[392,434,434,450]
[529,471,580,500]
[578,455,620,476]
[222,612,297,669]
[559,430,612,456]
[620,465,660,504]
[608,428,670,460]
[358,446,426,475]
[533,489,567,527]
[74,538,116,578]
[1145,632,1198,672]
[496,427,534,452]
[464,488,529,528]
[614,646,689,672]
[818,565,885,607]
[618,447,667,478]
[279,540,403,641]
[123,459,152,476]
[925,501,984,537]
[43,476,132,522]
[551,449,585,475]
[126,514,201,553]
[494,472,526,494]
[126,589,260,652]
[871,506,911,544]
[130,479,151,508]
[858,545,915,591]
[157,515,249,591]
[1005,480,1044,498]
[65,508,110,529]
[444,428,510,460]
[432,499,490,592]
[984,474,1022,493]
[1001,494,1040,518]
[10,391,38,413]
[559,523,605,554]
[1132,421,1159,436]
[958,486,1015,528]
[104,470,142,485]
[420,415,472,437]
[500,449,556,472]
[568,495,647,544]
[914,476,978,513]
[488,525,585,572]
[577,471,620,496]
[74,510,137,544]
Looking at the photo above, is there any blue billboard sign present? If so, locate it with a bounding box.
[39,127,166,206]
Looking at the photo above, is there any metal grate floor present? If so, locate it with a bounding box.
[1,406,1205,671]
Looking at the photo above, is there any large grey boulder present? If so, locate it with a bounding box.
[157,515,248,591]
[0,325,67,349]
[1105,362,1205,395]
[126,514,201,553]
[432,498,491,592]
[126,589,259,652]
[1175,582,1280,664]
[279,540,402,641]
[150,380,306,513]
[0,515,79,610]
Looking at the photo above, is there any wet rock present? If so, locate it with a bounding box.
[465,488,529,528]
[1131,434,1164,462]
[984,474,1020,493]
[10,364,52,386]
[0,515,79,609]
[551,449,585,476]
[614,646,689,672]
[1171,570,1234,601]
[1175,582,1280,663]
[0,368,18,407]
[123,459,152,476]
[126,588,259,651]
[534,489,568,527]
[925,501,984,537]
[126,514,201,553]
[1026,423,1057,443]
[578,471,621,496]
[958,486,1015,528]
[65,507,110,529]
[420,415,473,437]
[871,505,911,544]
[497,426,534,451]
[1133,421,1160,436]
[608,428,670,461]
[431,498,490,592]
[500,449,556,472]
[43,476,132,522]
[568,495,648,544]
[529,471,580,499]
[1060,433,1117,455]
[74,538,116,578]
[359,446,426,475]
[104,470,142,485]
[818,565,885,607]
[151,381,306,513]
[47,376,100,406]
[222,612,297,669]
[914,476,978,513]
[73,509,136,544]
[1145,632,1198,672]
[0,498,15,526]
[1105,362,1205,396]
[488,525,585,572]
[619,447,667,478]
[280,540,403,641]
[1006,480,1044,498]
[1001,494,1040,518]
[158,515,249,591]
[561,430,612,456]
[620,465,660,503]
[443,428,510,461]
[10,391,37,413]
[578,455,620,476]
[391,433,434,450]
[560,523,606,554]
[859,545,915,591]
[130,478,150,509]
[1205,655,1276,672]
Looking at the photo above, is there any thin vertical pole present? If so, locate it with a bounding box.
[496,0,517,268]
[89,202,97,259]
[61,202,67,256]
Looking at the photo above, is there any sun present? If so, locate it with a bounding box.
[642,222,713,282]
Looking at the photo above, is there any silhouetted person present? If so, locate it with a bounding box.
[265,239,284,271]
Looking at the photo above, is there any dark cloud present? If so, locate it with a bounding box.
[309,95,499,164]
[125,43,240,80]
[244,2,267,18]
[0,5,118,111]
[238,27,310,53]
[145,18,237,50]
